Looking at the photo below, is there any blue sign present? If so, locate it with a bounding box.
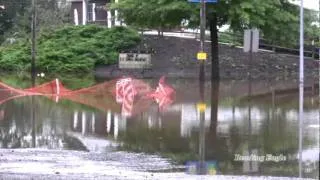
[188,0,217,3]
[186,161,217,175]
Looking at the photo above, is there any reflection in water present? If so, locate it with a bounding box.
[31,96,36,148]
[115,76,175,117]
[0,109,4,121]
[0,78,319,178]
[0,76,175,118]
[0,97,67,149]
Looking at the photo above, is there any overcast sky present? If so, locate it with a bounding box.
[291,0,319,11]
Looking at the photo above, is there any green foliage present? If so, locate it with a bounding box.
[0,40,31,72]
[0,72,32,89]
[1,0,71,43]
[0,25,141,73]
[218,31,242,46]
[0,72,96,89]
[35,0,71,31]
[0,0,30,42]
[113,0,318,48]
[111,0,193,30]
[259,4,319,47]
[207,0,319,47]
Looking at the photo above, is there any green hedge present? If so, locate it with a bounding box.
[0,25,141,73]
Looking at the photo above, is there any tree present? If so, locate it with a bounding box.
[0,0,70,43]
[259,3,319,47]
[111,0,193,35]
[0,6,10,42]
[0,0,30,43]
[35,0,71,31]
[205,0,318,79]
[112,0,317,80]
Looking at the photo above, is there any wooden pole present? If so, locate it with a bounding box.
[198,0,206,175]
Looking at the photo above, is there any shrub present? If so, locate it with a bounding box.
[0,25,141,73]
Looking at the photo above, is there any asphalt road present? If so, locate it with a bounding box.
[0,149,316,180]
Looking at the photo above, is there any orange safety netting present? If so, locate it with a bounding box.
[0,76,176,117]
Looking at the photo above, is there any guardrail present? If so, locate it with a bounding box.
[141,29,320,59]
[216,31,320,59]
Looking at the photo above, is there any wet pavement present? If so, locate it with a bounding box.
[0,150,315,180]
[0,77,319,179]
[0,149,180,180]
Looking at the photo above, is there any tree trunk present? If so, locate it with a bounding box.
[210,80,219,133]
[205,80,220,160]
[209,14,220,80]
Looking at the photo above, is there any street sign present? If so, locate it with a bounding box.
[197,52,207,61]
[119,53,152,69]
[188,0,217,3]
[243,29,259,53]
[197,102,207,112]
[186,161,217,175]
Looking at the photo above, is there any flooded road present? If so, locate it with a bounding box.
[0,76,319,179]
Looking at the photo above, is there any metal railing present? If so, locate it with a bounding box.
[216,31,319,59]
[174,29,319,58]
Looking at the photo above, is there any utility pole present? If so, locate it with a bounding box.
[298,0,304,178]
[199,0,206,82]
[31,0,36,87]
[187,0,216,174]
[198,0,206,175]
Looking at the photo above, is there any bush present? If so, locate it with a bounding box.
[0,25,141,73]
[0,72,96,89]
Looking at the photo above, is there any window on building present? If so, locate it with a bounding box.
[87,3,93,22]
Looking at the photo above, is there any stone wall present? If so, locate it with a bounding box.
[95,35,319,80]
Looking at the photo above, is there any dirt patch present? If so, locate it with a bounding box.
[95,35,319,80]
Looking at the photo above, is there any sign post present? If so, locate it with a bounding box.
[188,0,217,175]
[243,29,259,53]
[199,0,206,82]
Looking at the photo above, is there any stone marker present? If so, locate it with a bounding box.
[119,53,152,69]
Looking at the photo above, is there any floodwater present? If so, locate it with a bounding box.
[0,75,319,179]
